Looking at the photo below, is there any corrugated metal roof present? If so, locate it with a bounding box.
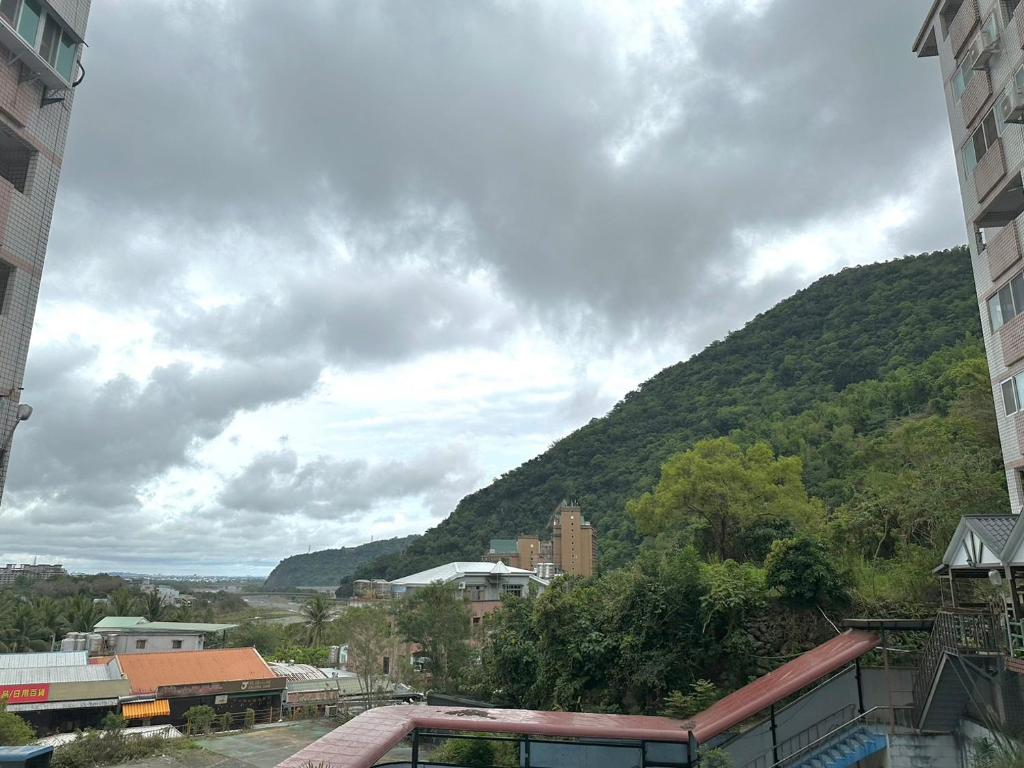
[268,662,328,682]
[0,652,88,669]
[0,660,121,685]
[390,561,542,586]
[94,617,235,633]
[117,648,279,694]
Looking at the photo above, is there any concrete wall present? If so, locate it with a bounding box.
[886,733,959,768]
[108,633,205,654]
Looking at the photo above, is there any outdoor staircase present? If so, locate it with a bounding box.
[788,726,887,768]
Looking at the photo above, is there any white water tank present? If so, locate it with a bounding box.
[75,634,87,651]
[87,633,103,654]
[59,636,76,652]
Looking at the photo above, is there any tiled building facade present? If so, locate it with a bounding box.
[0,0,89,499]
[916,0,1024,513]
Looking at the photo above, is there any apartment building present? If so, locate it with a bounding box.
[0,0,89,499]
[551,501,597,578]
[0,560,65,586]
[915,0,1024,513]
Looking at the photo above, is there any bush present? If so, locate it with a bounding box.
[51,731,174,768]
[100,712,125,732]
[430,735,518,767]
[218,712,232,732]
[765,536,847,607]
[700,748,734,768]
[183,705,217,736]
[0,698,34,746]
[662,679,719,720]
[243,708,256,729]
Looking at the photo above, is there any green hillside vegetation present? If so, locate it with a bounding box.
[263,535,419,589]
[353,248,985,582]
[468,338,1004,713]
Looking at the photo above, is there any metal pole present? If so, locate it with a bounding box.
[770,704,779,765]
[411,729,419,768]
[854,658,865,715]
[882,628,895,732]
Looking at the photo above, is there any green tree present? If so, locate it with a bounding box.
[629,439,824,560]
[225,621,285,655]
[142,591,166,622]
[2,604,49,652]
[765,536,846,608]
[108,589,139,617]
[302,595,333,647]
[183,705,216,735]
[430,735,517,767]
[338,606,393,708]
[65,594,105,632]
[0,697,34,746]
[395,583,471,691]
[662,679,719,719]
[33,597,65,649]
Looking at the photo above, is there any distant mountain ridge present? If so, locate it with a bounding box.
[263,535,419,589]
[349,248,981,582]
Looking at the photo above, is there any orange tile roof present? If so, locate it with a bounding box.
[116,648,278,694]
[122,699,170,719]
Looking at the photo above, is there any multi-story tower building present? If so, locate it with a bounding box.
[915,0,1024,513]
[551,501,597,578]
[0,0,89,499]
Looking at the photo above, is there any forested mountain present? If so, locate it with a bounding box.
[354,248,982,582]
[263,535,419,589]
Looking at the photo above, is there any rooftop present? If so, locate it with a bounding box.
[390,561,545,587]
[94,616,236,633]
[116,647,278,694]
[0,651,88,669]
[0,657,122,686]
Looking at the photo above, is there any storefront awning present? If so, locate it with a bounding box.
[122,699,170,719]
[7,698,117,712]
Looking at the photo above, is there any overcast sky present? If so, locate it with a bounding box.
[0,0,966,575]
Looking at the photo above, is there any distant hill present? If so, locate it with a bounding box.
[263,536,419,589]
[350,248,981,582]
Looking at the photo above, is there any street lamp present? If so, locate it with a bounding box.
[0,402,32,464]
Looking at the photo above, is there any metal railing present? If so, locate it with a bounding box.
[739,705,856,768]
[912,610,1004,725]
[765,707,881,768]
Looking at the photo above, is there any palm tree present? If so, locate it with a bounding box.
[302,595,332,647]
[32,597,65,650]
[109,589,139,616]
[142,591,165,622]
[2,605,49,651]
[65,594,105,632]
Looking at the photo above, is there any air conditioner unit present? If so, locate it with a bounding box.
[457,582,466,590]
[973,29,1000,70]
[1002,87,1024,124]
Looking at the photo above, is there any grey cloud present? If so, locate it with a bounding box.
[217,445,482,520]
[56,0,965,347]
[4,344,322,507]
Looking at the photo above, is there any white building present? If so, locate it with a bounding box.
[91,616,236,655]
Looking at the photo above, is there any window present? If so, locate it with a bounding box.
[172,639,182,649]
[953,49,979,100]
[0,1,78,83]
[988,270,1024,329]
[135,639,147,650]
[0,261,12,315]
[1002,371,1024,414]
[963,106,1005,173]
[501,584,523,598]
[472,616,481,625]
[16,0,39,46]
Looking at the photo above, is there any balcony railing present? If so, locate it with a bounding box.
[1002,311,1024,366]
[990,219,1023,279]
[951,0,980,57]
[912,611,1003,726]
[962,68,992,127]
[976,138,1008,201]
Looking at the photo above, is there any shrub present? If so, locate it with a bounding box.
[662,679,720,720]
[430,735,518,767]
[765,536,847,607]
[218,712,232,732]
[183,705,217,736]
[100,712,125,732]
[0,697,34,746]
[700,748,734,768]
[243,708,256,729]
[51,732,175,768]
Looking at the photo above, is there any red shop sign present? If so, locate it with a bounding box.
[0,684,50,703]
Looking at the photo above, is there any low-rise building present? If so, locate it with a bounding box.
[92,616,236,654]
[389,561,548,627]
[0,651,129,734]
[116,647,285,727]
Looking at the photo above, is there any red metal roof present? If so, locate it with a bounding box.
[117,648,278,694]
[687,629,879,742]
[275,630,878,768]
